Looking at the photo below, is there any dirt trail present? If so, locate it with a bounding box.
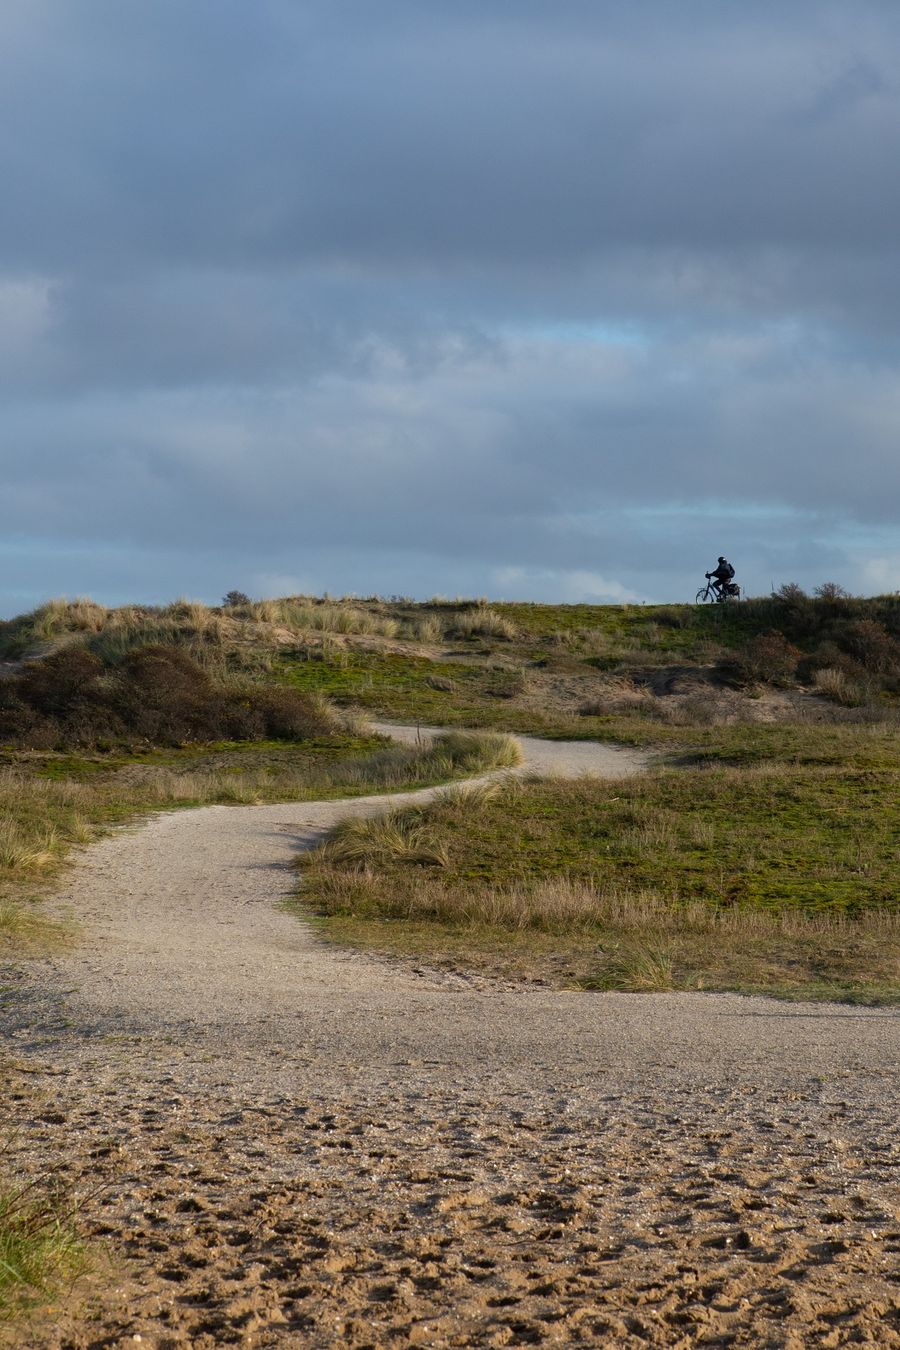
[18,726,649,1037]
[3,727,900,1348]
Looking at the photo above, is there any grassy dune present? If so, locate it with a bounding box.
[3,590,898,737]
[1,591,898,1336]
[3,590,899,996]
[296,746,900,1002]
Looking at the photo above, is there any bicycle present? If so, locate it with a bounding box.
[695,577,741,604]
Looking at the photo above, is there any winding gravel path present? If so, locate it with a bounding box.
[24,725,651,1041]
[4,726,900,1348]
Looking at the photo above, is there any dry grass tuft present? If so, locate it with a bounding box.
[323,813,451,869]
[601,941,676,992]
[446,607,517,641]
[411,616,444,643]
[27,597,109,643]
[813,666,866,706]
[0,821,61,873]
[428,730,521,770]
[439,778,506,809]
[0,903,72,955]
[232,599,401,639]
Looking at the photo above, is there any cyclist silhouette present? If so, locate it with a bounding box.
[706,557,736,599]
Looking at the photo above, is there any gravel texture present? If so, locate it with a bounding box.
[2,727,900,1347]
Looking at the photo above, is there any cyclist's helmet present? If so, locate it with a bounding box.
[718,556,727,562]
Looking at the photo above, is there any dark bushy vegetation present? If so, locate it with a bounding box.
[724,590,900,694]
[726,632,802,686]
[0,645,334,749]
[735,587,900,646]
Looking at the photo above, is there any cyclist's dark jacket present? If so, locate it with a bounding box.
[711,560,734,582]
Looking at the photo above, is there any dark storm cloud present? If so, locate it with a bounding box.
[5,0,900,281]
[2,0,900,610]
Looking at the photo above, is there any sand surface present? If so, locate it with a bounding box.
[2,726,900,1347]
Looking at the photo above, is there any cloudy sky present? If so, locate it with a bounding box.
[3,0,900,615]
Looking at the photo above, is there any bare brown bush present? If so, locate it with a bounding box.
[729,631,801,685]
[842,619,900,676]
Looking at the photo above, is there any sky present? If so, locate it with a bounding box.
[3,0,900,615]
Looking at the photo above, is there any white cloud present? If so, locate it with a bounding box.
[250,572,319,600]
[860,555,900,594]
[493,567,645,604]
[560,571,647,604]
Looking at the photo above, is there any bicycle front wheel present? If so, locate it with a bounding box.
[696,586,712,603]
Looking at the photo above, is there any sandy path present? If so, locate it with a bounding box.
[21,725,650,1038]
[3,727,900,1348]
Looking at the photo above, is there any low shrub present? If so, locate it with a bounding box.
[0,645,336,749]
[730,632,801,685]
[841,619,900,677]
[814,581,851,603]
[251,688,334,740]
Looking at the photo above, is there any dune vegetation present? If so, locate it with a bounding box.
[0,1177,85,1322]
[1,586,898,1325]
[295,757,900,1002]
[2,587,899,998]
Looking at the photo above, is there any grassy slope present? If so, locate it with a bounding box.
[269,595,900,1002]
[306,760,900,913]
[271,596,900,746]
[296,757,900,1001]
[271,601,720,740]
[3,592,900,997]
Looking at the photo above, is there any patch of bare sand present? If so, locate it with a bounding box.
[3,728,900,1347]
[520,663,824,725]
